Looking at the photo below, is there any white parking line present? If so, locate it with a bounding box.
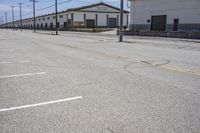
[0,54,22,57]
[0,72,46,79]
[0,60,30,64]
[0,96,83,112]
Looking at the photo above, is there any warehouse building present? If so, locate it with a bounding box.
[2,2,129,30]
[129,0,200,32]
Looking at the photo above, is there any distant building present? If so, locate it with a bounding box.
[2,2,129,30]
[129,0,200,32]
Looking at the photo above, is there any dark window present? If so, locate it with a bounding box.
[50,23,53,28]
[60,15,63,18]
[64,22,67,28]
[47,17,50,20]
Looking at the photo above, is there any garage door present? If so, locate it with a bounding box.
[151,15,167,31]
[86,20,95,28]
[109,18,117,28]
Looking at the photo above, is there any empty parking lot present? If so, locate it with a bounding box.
[0,29,200,133]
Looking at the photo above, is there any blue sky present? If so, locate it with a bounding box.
[0,0,129,23]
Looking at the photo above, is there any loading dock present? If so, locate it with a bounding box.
[108,18,117,28]
[151,15,167,31]
[86,20,95,28]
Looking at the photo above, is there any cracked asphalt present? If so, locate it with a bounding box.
[0,29,200,133]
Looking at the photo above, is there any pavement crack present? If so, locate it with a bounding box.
[107,127,115,133]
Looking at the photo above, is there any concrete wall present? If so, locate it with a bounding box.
[130,0,200,32]
[74,12,128,27]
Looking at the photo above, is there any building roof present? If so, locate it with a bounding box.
[66,2,129,13]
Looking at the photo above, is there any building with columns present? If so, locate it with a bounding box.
[1,2,129,30]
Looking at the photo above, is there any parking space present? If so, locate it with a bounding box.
[0,32,83,117]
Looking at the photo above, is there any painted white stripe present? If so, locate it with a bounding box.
[0,96,83,112]
[0,54,22,57]
[0,61,12,64]
[0,60,30,64]
[17,60,30,63]
[0,72,46,79]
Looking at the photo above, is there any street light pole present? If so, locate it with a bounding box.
[18,3,23,31]
[119,0,124,42]
[30,0,36,32]
[5,12,7,29]
[55,0,58,35]
[11,6,15,30]
[1,16,3,25]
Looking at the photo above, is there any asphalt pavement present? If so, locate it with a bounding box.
[0,29,200,133]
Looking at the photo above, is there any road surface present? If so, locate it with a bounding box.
[0,29,200,133]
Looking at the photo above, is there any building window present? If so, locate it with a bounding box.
[59,15,63,18]
[43,18,45,20]
[45,23,48,28]
[64,22,67,28]
[53,16,56,19]
[50,23,53,28]
[47,17,50,20]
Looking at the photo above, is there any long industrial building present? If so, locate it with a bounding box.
[1,2,129,30]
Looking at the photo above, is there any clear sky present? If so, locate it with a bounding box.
[0,0,129,23]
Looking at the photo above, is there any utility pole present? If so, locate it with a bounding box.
[30,0,36,32]
[5,12,7,29]
[1,16,4,25]
[11,6,15,30]
[119,0,124,42]
[0,17,1,28]
[55,0,58,35]
[18,3,24,31]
